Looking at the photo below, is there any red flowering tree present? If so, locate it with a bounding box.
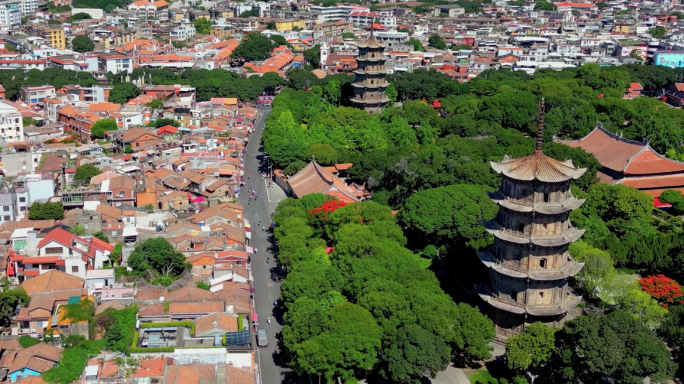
[639,274,684,307]
[308,199,348,224]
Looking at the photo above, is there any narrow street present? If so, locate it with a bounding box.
[239,104,292,384]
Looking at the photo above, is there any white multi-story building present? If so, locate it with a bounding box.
[97,53,133,74]
[19,0,35,14]
[348,11,396,29]
[0,101,23,144]
[170,22,196,41]
[310,4,352,23]
[0,5,20,29]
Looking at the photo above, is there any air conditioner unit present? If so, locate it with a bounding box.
[186,247,191,251]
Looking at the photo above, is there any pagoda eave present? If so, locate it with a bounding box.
[488,191,586,214]
[478,252,585,281]
[476,284,582,317]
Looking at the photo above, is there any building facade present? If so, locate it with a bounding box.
[0,101,23,143]
[350,34,389,114]
[0,5,20,29]
[477,103,586,337]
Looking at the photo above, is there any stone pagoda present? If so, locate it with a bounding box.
[350,31,389,114]
[477,100,587,337]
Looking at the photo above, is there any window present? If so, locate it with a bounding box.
[539,291,544,298]
[44,247,62,254]
[511,290,518,301]
[518,223,525,233]
[3,216,9,221]
[2,206,8,211]
[37,321,43,328]
[19,197,25,202]
[543,193,549,203]
[111,232,117,238]
[71,266,79,273]
[540,258,547,268]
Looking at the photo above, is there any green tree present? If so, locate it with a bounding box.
[90,118,118,139]
[231,32,276,61]
[28,201,64,220]
[407,38,425,52]
[94,231,109,242]
[127,238,187,278]
[238,8,258,17]
[69,12,91,22]
[266,21,276,29]
[307,144,337,165]
[535,0,556,10]
[0,288,29,327]
[385,83,398,104]
[303,44,321,68]
[569,241,616,298]
[384,324,451,383]
[72,35,94,52]
[145,99,164,110]
[341,32,355,40]
[552,311,675,383]
[650,26,666,38]
[68,224,86,236]
[399,184,498,250]
[505,322,555,374]
[293,302,382,381]
[193,18,212,34]
[661,305,684,361]
[147,118,180,128]
[108,82,141,104]
[74,163,102,182]
[428,34,447,50]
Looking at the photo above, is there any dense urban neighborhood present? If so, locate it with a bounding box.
[1,0,684,383]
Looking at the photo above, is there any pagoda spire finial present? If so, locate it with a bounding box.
[536,98,545,154]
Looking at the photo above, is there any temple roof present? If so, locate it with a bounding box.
[287,160,359,203]
[490,153,587,183]
[558,126,684,175]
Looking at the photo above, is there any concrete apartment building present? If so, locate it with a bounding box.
[20,85,56,105]
[0,5,20,30]
[0,101,23,144]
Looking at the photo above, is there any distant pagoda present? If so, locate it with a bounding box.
[350,31,389,114]
[476,100,587,337]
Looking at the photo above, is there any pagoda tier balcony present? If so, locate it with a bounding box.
[352,82,388,89]
[485,221,585,247]
[476,284,582,317]
[357,57,386,63]
[489,191,585,215]
[350,96,390,104]
[354,69,387,75]
[477,251,584,281]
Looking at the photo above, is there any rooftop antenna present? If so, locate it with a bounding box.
[535,98,545,154]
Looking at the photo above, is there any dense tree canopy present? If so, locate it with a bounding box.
[275,196,494,383]
[90,118,118,139]
[28,202,64,220]
[552,311,675,383]
[108,82,141,104]
[0,68,96,100]
[71,35,94,52]
[109,68,285,102]
[127,238,187,278]
[231,32,280,61]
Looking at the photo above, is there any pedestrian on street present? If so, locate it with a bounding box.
[255,248,258,254]
[255,195,258,201]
